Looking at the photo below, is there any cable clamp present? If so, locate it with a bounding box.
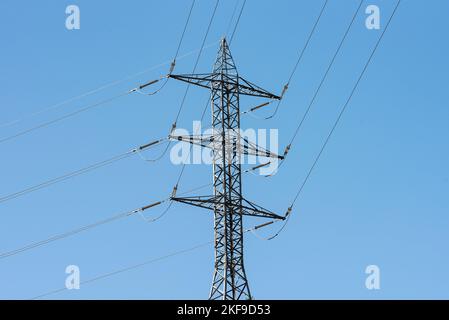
[284,206,293,218]
[170,122,177,134]
[283,144,291,157]
[280,83,289,99]
[169,60,176,75]
[171,185,178,198]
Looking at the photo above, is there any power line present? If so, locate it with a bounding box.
[0,40,218,130]
[173,0,220,124]
[0,91,130,145]
[30,221,274,300]
[269,0,402,240]
[0,138,166,205]
[149,0,220,162]
[265,0,329,120]
[173,0,247,189]
[174,0,197,60]
[0,209,137,260]
[31,240,213,300]
[0,183,212,261]
[286,0,363,149]
[142,0,197,95]
[229,0,246,44]
[225,0,240,37]
[264,0,363,176]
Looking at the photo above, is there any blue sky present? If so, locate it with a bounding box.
[0,0,448,299]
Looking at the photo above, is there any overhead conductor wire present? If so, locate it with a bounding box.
[262,0,364,177]
[146,0,220,163]
[31,220,276,300]
[240,0,329,120]
[261,0,402,241]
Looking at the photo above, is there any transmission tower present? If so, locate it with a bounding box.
[168,38,286,300]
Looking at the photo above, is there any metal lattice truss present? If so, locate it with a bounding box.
[169,73,281,100]
[172,195,284,220]
[169,131,284,162]
[168,38,282,300]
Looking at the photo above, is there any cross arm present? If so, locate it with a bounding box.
[170,195,285,220]
[168,73,281,100]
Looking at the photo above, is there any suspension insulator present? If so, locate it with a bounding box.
[139,79,159,90]
[170,122,177,133]
[250,101,270,112]
[141,201,162,211]
[283,144,291,157]
[138,139,162,151]
[254,221,274,230]
[285,206,293,218]
[280,83,289,99]
[171,185,178,197]
[251,162,271,170]
[169,60,176,74]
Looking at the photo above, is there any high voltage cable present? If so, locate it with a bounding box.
[174,0,247,188]
[265,0,363,176]
[286,0,363,150]
[172,95,210,188]
[151,0,220,162]
[0,41,218,131]
[229,0,246,44]
[0,183,213,261]
[173,0,220,124]
[268,0,402,240]
[0,91,130,145]
[31,241,213,300]
[0,209,138,260]
[142,0,197,95]
[265,0,329,120]
[174,0,197,61]
[0,138,166,205]
[225,0,240,37]
[30,221,274,300]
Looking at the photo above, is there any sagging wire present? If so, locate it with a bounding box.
[245,0,362,178]
[225,0,240,37]
[138,182,213,223]
[259,144,292,178]
[248,207,293,241]
[0,1,198,145]
[150,0,243,221]
[31,218,282,300]
[229,0,247,45]
[259,0,401,241]
[0,38,220,131]
[0,138,167,205]
[136,122,177,162]
[241,0,328,121]
[0,78,166,146]
[140,0,219,164]
[137,0,197,96]
[0,200,163,260]
[0,180,214,261]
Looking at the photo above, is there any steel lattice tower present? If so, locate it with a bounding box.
[168,38,285,300]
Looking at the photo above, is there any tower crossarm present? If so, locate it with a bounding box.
[170,195,285,220]
[168,74,281,100]
[169,133,284,160]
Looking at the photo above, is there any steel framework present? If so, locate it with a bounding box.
[169,38,285,300]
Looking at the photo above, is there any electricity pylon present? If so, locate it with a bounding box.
[168,38,286,300]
